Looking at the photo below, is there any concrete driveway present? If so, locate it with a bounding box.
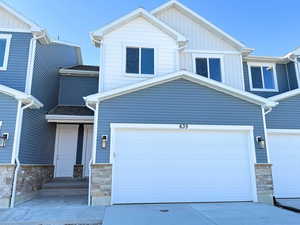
[276,199,300,212]
[103,202,300,225]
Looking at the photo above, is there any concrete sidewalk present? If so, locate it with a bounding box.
[102,202,300,225]
[0,196,105,225]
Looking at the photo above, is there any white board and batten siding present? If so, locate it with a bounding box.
[101,17,178,91]
[0,7,31,31]
[110,124,257,204]
[154,7,245,90]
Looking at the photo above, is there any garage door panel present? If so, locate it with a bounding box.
[112,126,254,203]
[269,132,300,198]
[116,129,250,160]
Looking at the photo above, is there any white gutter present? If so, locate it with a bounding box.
[85,101,98,206]
[10,100,35,208]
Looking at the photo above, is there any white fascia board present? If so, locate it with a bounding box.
[85,70,277,108]
[0,2,43,32]
[0,84,43,108]
[269,88,300,102]
[59,68,99,77]
[0,2,51,44]
[91,8,186,45]
[244,56,289,63]
[151,0,251,53]
[45,115,94,123]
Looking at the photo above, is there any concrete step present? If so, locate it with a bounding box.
[43,181,88,189]
[38,188,88,197]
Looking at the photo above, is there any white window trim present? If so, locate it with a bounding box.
[123,42,157,78]
[192,53,225,82]
[248,62,278,92]
[0,34,12,71]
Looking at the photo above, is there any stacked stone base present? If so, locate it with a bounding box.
[15,164,54,205]
[255,163,274,204]
[73,164,84,178]
[90,163,274,206]
[0,164,54,208]
[91,164,112,205]
[0,164,15,208]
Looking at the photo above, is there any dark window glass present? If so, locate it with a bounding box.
[195,58,208,77]
[126,47,139,74]
[0,39,7,67]
[251,66,263,89]
[209,58,221,81]
[141,48,154,74]
[263,66,275,89]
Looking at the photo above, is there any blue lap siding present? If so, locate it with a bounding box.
[59,76,98,106]
[18,42,80,164]
[266,95,300,129]
[243,62,298,98]
[97,79,267,163]
[0,93,18,163]
[0,32,32,91]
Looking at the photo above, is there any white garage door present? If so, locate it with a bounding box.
[111,124,256,204]
[268,130,300,198]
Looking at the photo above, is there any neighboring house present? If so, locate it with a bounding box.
[0,2,82,208]
[84,0,300,206]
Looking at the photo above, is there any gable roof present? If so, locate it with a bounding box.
[0,2,50,44]
[152,0,253,54]
[90,8,187,46]
[0,84,43,108]
[269,89,300,102]
[85,70,277,108]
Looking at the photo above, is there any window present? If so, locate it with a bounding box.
[194,56,222,82]
[0,34,12,71]
[126,47,154,75]
[248,64,277,91]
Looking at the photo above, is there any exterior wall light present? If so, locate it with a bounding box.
[101,135,108,149]
[256,136,265,149]
[0,133,9,148]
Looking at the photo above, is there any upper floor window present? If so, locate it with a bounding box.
[126,47,154,76]
[193,54,223,82]
[248,63,277,91]
[0,34,12,71]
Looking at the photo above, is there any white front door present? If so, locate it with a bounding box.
[82,125,94,177]
[268,130,300,198]
[111,124,256,204]
[54,124,79,177]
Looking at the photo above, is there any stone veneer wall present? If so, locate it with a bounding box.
[15,164,54,205]
[255,163,274,204]
[73,164,83,178]
[90,163,273,206]
[91,164,112,206]
[0,164,15,208]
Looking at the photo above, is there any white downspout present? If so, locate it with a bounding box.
[10,100,35,208]
[261,106,273,165]
[85,101,98,206]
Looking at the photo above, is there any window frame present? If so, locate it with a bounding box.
[0,34,12,71]
[192,53,224,82]
[248,62,278,92]
[123,43,156,78]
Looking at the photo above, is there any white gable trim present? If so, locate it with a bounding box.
[0,2,42,32]
[85,70,277,108]
[0,84,43,108]
[269,88,300,102]
[152,0,253,54]
[0,2,51,44]
[91,8,186,45]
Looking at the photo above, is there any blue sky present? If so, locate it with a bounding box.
[4,0,300,65]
